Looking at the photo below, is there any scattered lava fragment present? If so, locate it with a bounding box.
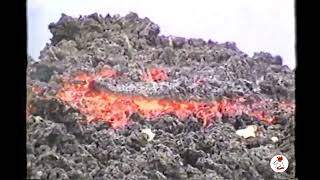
[31,86,45,96]
[54,69,295,128]
[142,67,168,82]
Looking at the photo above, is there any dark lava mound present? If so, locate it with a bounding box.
[27,12,295,179]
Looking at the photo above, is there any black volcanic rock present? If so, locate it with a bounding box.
[27,12,295,179]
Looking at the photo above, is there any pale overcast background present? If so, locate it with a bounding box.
[27,0,296,69]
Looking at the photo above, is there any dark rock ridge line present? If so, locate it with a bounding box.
[29,12,294,101]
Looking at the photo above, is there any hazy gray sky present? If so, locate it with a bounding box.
[28,0,295,68]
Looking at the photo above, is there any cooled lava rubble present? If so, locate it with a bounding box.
[27,12,295,179]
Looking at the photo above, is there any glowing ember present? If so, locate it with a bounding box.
[142,68,168,82]
[31,86,45,96]
[53,69,295,128]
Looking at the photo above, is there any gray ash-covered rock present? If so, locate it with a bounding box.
[27,12,295,179]
[36,12,294,101]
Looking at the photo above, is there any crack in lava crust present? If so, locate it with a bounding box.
[56,69,295,128]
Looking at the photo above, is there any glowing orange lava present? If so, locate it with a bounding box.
[54,68,295,128]
[142,68,168,82]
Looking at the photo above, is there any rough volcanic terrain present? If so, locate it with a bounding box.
[27,12,295,179]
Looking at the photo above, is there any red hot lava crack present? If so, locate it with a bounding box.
[54,68,295,128]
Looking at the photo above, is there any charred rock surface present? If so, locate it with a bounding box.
[27,12,295,179]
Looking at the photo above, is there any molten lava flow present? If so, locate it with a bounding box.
[54,69,295,128]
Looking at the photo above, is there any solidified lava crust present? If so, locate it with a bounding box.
[27,12,295,179]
